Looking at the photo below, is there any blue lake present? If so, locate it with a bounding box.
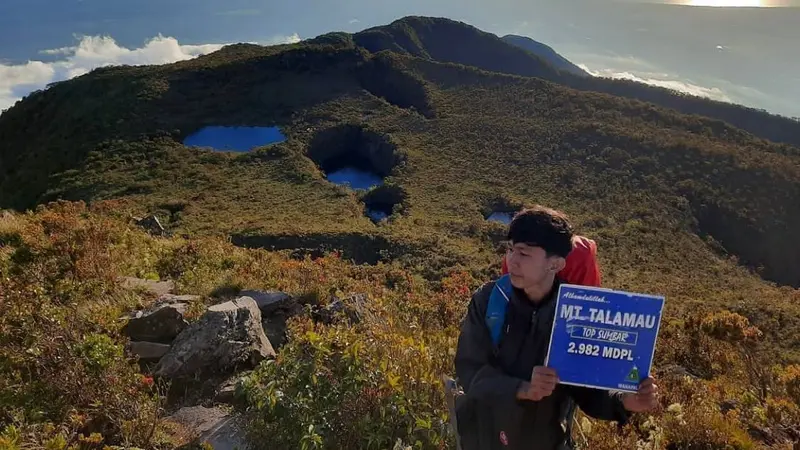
[327,167,383,190]
[487,212,514,224]
[183,126,286,152]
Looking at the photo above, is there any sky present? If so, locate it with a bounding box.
[1,0,799,118]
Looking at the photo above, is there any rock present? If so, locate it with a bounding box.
[236,290,300,350]
[720,399,739,414]
[747,425,775,444]
[214,371,251,405]
[262,313,290,350]
[122,302,189,343]
[238,289,293,314]
[658,364,699,380]
[134,215,167,236]
[130,341,171,362]
[155,296,275,378]
[120,276,175,296]
[314,293,369,325]
[215,382,237,405]
[166,406,248,450]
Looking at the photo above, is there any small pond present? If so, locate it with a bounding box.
[487,211,514,225]
[327,167,383,191]
[183,126,286,152]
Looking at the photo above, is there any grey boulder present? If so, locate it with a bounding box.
[155,296,275,378]
[239,289,301,350]
[214,371,252,405]
[130,341,171,362]
[122,301,190,343]
[238,289,293,314]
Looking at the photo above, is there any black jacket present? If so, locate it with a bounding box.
[454,278,631,450]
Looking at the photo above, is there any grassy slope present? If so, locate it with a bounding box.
[1,34,798,299]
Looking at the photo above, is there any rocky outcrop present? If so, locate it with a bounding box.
[123,293,201,365]
[122,298,192,343]
[155,296,275,379]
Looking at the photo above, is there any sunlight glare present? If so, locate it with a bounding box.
[687,0,764,6]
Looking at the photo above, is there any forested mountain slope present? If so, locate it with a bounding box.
[354,16,800,147]
[1,32,797,288]
[501,34,589,76]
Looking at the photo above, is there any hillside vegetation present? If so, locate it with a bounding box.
[1,202,799,449]
[0,14,799,450]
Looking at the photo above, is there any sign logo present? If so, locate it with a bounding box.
[626,365,640,383]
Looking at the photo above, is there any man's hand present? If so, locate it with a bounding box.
[622,377,659,412]
[517,366,559,401]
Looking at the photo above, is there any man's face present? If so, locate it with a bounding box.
[506,242,560,290]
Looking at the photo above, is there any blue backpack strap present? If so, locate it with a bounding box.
[485,275,513,347]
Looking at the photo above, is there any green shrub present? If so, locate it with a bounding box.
[243,313,453,449]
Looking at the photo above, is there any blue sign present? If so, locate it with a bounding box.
[545,284,665,393]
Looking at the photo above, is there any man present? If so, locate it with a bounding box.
[501,234,601,287]
[453,206,658,450]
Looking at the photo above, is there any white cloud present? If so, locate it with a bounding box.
[39,46,75,56]
[266,33,301,45]
[349,18,360,24]
[579,64,733,102]
[1,33,300,113]
[565,51,800,117]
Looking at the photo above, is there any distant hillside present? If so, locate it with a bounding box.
[355,16,800,148]
[501,34,588,76]
[1,23,798,291]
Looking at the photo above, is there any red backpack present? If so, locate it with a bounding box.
[501,235,601,287]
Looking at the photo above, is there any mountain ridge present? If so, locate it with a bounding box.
[501,34,589,76]
[348,16,800,148]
